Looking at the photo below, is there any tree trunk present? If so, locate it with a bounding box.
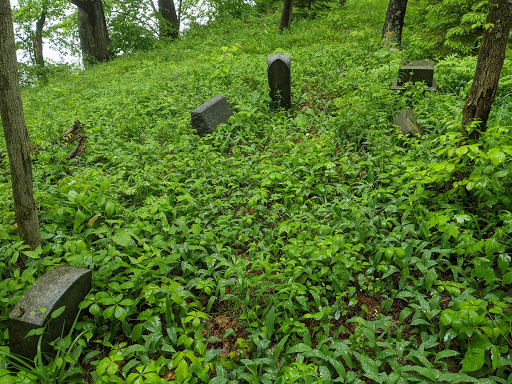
[158,0,179,40]
[461,0,511,140]
[31,8,46,67]
[279,0,293,31]
[381,0,408,48]
[71,0,113,65]
[0,0,41,251]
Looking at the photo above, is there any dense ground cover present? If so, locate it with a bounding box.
[1,0,512,382]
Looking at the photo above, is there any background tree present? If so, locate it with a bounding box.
[381,0,408,48]
[158,0,180,39]
[106,0,159,53]
[279,0,293,30]
[0,0,41,250]
[12,0,73,67]
[71,0,113,64]
[461,0,511,140]
[410,0,488,55]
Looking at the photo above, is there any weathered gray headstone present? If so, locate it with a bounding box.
[191,95,233,137]
[394,108,424,137]
[8,265,92,360]
[392,60,437,91]
[268,52,291,110]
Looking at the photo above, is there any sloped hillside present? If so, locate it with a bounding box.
[1,1,512,382]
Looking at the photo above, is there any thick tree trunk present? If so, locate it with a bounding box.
[381,0,408,48]
[461,0,511,140]
[0,0,41,250]
[279,0,293,31]
[158,0,179,40]
[31,8,46,67]
[71,0,113,65]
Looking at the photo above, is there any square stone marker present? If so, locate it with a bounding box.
[8,265,92,360]
[191,95,233,137]
[392,60,437,91]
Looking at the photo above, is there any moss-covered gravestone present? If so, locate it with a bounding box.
[268,52,291,110]
[394,108,424,137]
[8,265,92,360]
[191,95,233,137]
[392,60,437,91]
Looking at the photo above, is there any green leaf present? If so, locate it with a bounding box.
[488,147,505,165]
[424,269,437,291]
[51,305,66,319]
[89,303,101,315]
[175,359,189,384]
[103,306,115,319]
[462,348,485,372]
[105,202,115,218]
[112,230,132,247]
[265,306,276,338]
[498,254,511,274]
[114,305,127,321]
[354,351,379,375]
[132,324,143,342]
[437,372,478,383]
[491,345,500,370]
[435,349,459,362]
[287,343,312,354]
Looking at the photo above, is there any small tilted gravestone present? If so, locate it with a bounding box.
[394,108,424,137]
[392,60,437,92]
[191,95,233,137]
[8,265,92,360]
[268,52,291,110]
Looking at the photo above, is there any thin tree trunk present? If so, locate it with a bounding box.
[381,0,408,48]
[71,0,113,65]
[461,0,511,140]
[32,8,46,67]
[158,0,179,40]
[279,0,293,31]
[0,0,41,250]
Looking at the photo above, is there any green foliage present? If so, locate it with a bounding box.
[406,0,489,57]
[2,1,512,383]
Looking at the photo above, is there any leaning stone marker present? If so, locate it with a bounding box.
[268,52,291,110]
[394,109,424,137]
[191,95,233,137]
[392,60,437,91]
[8,265,92,360]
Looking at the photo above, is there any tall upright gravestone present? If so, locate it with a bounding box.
[268,53,291,110]
[8,265,92,360]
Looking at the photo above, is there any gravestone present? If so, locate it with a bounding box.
[8,265,92,360]
[394,108,423,137]
[392,60,437,91]
[268,53,291,110]
[191,95,233,137]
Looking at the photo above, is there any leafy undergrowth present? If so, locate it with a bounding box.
[2,0,512,383]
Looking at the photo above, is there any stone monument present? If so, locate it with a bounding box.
[268,53,291,110]
[392,60,437,91]
[394,109,424,137]
[191,95,233,137]
[8,265,92,360]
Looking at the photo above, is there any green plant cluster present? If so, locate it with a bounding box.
[1,0,512,382]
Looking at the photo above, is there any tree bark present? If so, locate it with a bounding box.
[31,7,46,67]
[71,0,113,65]
[279,0,293,31]
[461,0,511,140]
[381,0,408,48]
[158,0,179,39]
[0,0,41,250]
